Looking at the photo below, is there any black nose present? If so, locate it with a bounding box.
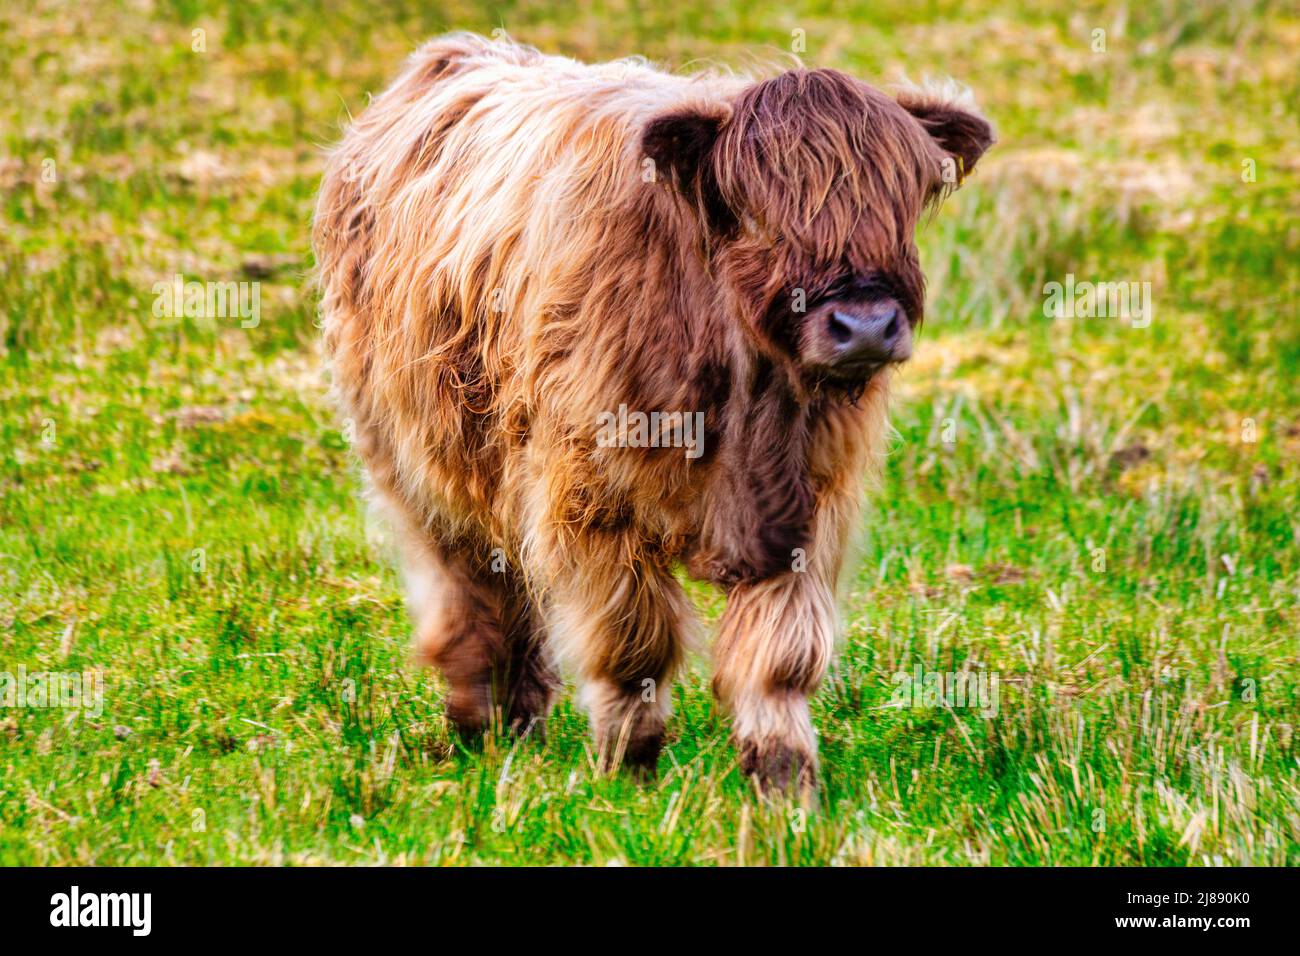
[827,300,911,367]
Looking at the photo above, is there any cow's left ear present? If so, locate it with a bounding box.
[641,103,736,236]
[897,86,995,183]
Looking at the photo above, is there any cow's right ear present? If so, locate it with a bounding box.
[641,105,736,236]
[895,84,995,186]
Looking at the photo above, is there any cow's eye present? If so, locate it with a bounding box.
[802,276,855,309]
[850,275,894,298]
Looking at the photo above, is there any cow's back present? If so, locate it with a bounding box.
[313,34,737,545]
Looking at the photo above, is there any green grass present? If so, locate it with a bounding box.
[1,0,1297,865]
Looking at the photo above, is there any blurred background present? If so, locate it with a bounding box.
[1,1,1297,865]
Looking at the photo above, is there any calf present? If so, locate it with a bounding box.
[313,33,993,792]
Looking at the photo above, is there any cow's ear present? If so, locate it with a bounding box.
[896,86,994,184]
[641,105,736,235]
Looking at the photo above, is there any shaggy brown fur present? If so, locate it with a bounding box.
[313,33,993,793]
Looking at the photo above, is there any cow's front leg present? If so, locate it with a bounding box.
[712,466,869,796]
[711,382,886,795]
[543,530,697,779]
[712,570,837,795]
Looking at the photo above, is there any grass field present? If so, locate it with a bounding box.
[1,0,1298,865]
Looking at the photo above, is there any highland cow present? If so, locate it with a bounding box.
[313,33,993,792]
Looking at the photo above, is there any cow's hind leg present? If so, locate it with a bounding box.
[494,577,559,738]
[385,501,556,738]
